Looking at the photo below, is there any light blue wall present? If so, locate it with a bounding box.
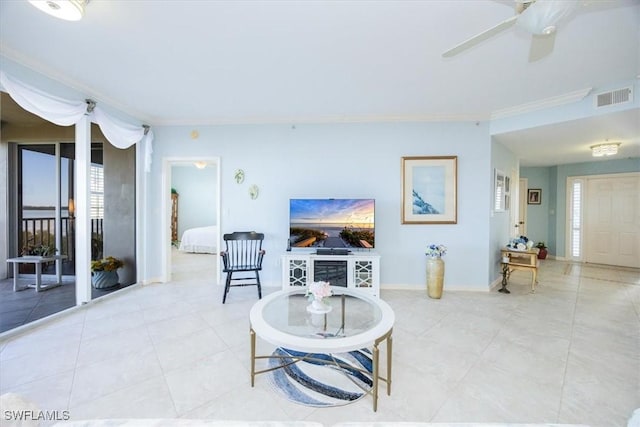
[145,122,494,290]
[522,157,640,258]
[6,54,635,291]
[171,164,218,238]
[519,167,551,250]
[489,140,519,284]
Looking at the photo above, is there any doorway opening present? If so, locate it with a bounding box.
[162,158,221,284]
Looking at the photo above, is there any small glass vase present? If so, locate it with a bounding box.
[307,298,332,314]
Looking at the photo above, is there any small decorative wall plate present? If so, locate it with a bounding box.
[248,184,259,200]
[234,169,245,184]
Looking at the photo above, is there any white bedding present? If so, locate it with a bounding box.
[179,226,218,254]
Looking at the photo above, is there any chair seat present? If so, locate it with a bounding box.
[223,264,261,272]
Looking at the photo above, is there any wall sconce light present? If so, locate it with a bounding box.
[28,0,89,21]
[68,198,75,217]
[194,161,207,169]
[590,142,620,157]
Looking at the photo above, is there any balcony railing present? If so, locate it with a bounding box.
[21,217,104,260]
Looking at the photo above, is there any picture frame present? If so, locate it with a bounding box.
[494,169,506,212]
[528,188,542,205]
[401,156,457,224]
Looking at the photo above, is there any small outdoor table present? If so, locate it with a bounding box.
[6,255,67,292]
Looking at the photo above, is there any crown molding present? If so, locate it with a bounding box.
[152,113,489,127]
[490,87,593,120]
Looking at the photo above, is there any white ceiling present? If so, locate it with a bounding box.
[0,0,639,167]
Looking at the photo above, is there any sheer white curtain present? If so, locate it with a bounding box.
[0,70,154,171]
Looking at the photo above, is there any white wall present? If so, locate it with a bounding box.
[144,121,494,291]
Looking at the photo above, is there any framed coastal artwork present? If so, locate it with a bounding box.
[401,156,457,224]
[528,188,542,205]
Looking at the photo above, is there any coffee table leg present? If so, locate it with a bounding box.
[372,343,379,412]
[250,328,256,387]
[387,333,393,395]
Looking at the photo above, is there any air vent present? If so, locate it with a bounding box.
[594,87,632,108]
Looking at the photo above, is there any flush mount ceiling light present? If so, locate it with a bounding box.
[590,142,621,157]
[28,0,89,21]
[194,161,207,169]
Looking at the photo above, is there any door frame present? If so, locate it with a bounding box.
[161,156,221,283]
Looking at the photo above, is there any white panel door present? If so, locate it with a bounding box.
[518,178,528,237]
[585,174,640,268]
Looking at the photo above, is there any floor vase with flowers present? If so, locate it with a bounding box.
[426,256,445,299]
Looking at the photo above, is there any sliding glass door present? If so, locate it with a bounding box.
[17,143,75,275]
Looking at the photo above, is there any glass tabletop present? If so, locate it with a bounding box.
[261,291,383,340]
[250,287,394,353]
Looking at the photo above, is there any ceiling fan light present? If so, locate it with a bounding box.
[517,0,577,35]
[542,25,556,35]
[28,0,87,21]
[591,143,620,157]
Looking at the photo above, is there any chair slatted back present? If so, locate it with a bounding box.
[221,231,265,271]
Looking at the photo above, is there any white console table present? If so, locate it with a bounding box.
[281,251,380,297]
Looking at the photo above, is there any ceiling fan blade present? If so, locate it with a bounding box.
[517,0,578,35]
[442,15,518,58]
[528,32,556,61]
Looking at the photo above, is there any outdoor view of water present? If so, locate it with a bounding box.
[23,209,71,219]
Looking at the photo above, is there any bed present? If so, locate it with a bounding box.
[179,225,218,254]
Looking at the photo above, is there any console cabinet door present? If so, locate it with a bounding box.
[352,258,375,290]
[283,256,308,288]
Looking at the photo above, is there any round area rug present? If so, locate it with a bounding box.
[267,347,373,407]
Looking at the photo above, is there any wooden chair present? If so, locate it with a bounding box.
[220,231,265,303]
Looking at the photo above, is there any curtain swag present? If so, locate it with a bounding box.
[0,71,154,172]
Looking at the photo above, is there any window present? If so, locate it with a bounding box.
[90,164,104,219]
[569,179,583,258]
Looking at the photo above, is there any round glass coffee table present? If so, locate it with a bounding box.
[249,287,395,411]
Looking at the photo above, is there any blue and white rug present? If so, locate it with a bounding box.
[267,347,373,407]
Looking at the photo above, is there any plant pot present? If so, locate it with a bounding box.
[426,257,445,299]
[537,248,548,260]
[92,270,119,289]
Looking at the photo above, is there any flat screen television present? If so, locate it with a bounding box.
[289,198,375,249]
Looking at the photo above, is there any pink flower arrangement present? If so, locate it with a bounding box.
[306,281,332,302]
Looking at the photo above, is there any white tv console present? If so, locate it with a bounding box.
[281,251,380,297]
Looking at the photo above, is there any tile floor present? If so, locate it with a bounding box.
[0,254,638,427]
[0,274,134,334]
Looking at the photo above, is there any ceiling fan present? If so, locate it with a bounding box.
[442,0,579,61]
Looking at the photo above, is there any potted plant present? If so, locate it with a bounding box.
[91,256,124,289]
[21,244,56,257]
[536,242,548,260]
